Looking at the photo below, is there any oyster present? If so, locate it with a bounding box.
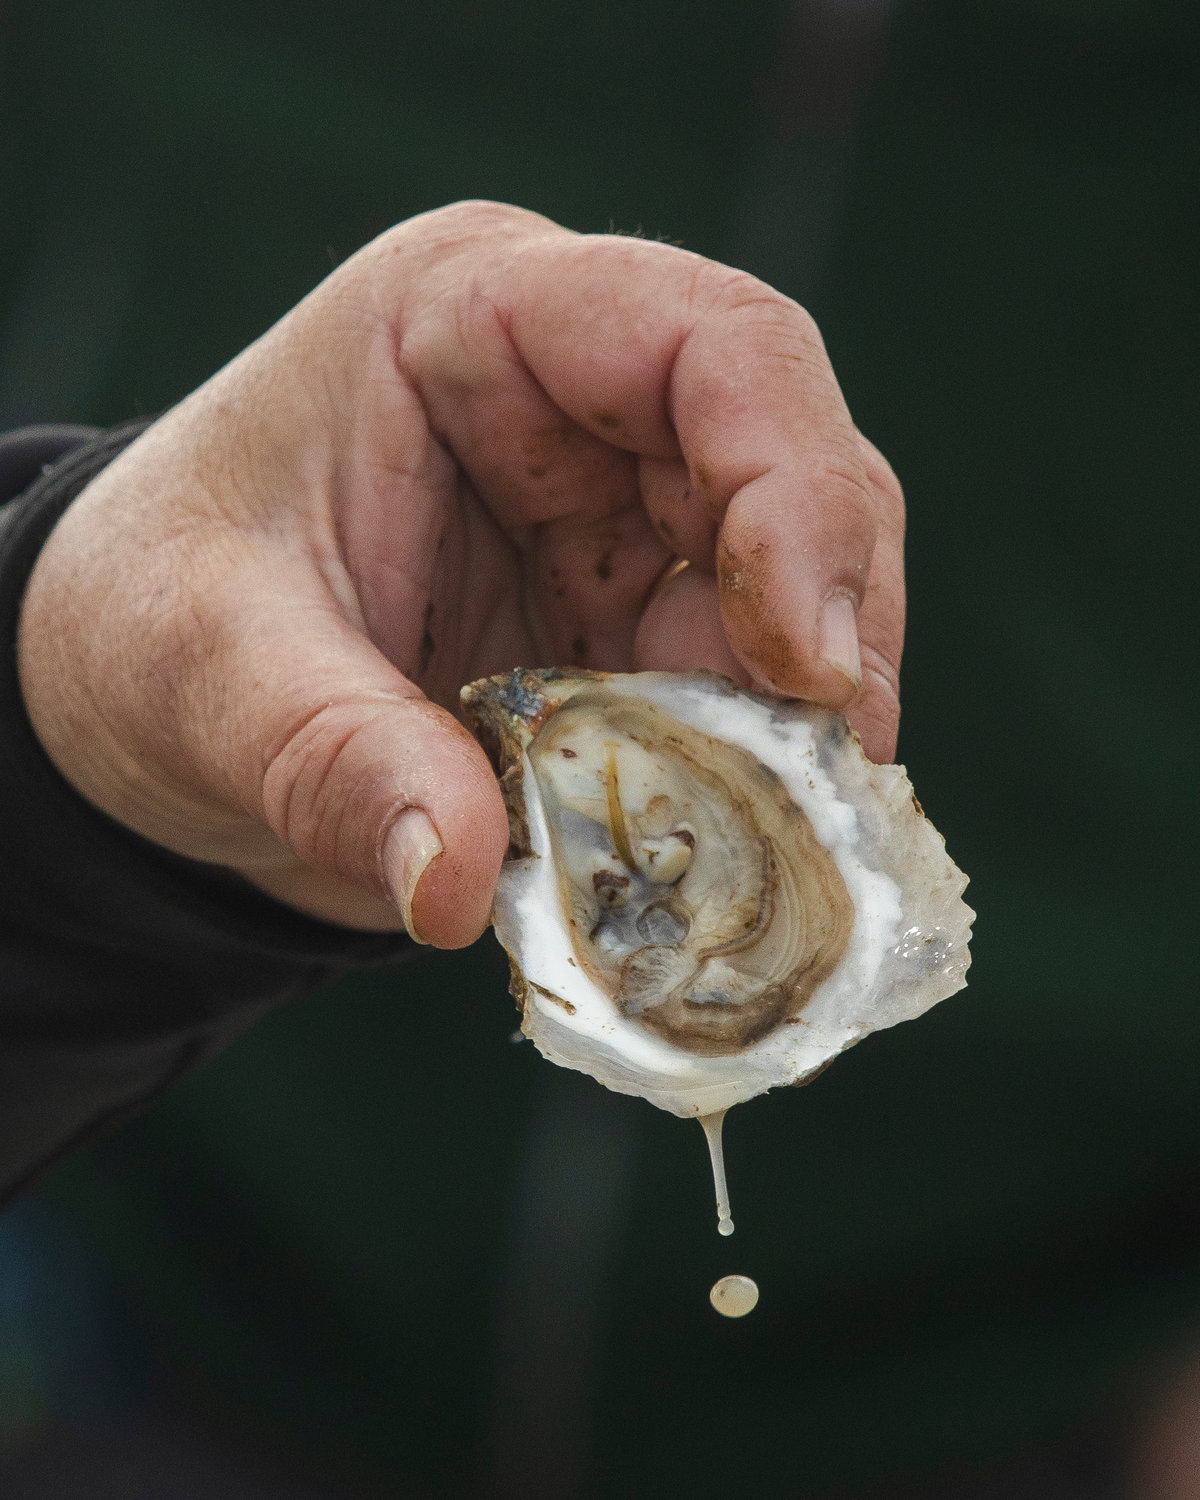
[463,669,972,1118]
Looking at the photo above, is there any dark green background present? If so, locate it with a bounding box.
[1,1,1198,1494]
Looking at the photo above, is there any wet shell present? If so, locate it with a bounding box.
[463,669,973,1118]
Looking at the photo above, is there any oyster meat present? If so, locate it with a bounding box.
[463,669,973,1118]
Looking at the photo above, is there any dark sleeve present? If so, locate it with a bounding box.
[0,423,414,1207]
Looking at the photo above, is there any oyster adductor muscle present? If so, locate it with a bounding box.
[463,669,973,1118]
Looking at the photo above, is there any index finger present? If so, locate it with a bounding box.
[388,206,878,708]
[494,233,877,709]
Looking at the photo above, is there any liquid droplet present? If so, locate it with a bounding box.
[710,1274,759,1318]
[697,1110,734,1236]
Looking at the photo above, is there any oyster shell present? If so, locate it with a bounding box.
[463,669,973,1118]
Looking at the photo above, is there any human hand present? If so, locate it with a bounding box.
[16,202,904,947]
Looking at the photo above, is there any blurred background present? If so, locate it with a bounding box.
[1,0,1198,1495]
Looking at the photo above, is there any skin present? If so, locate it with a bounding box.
[16,202,905,947]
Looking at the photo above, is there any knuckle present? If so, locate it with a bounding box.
[851,651,902,763]
[874,456,905,511]
[875,472,906,537]
[259,700,392,882]
[369,202,559,270]
[430,199,548,236]
[861,639,901,705]
[856,433,906,527]
[684,266,831,396]
[813,458,879,554]
[699,265,820,339]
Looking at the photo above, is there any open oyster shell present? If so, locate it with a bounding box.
[463,669,973,1118]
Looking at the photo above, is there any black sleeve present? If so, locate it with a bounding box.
[0,423,413,1208]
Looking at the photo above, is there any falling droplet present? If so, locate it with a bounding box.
[697,1110,734,1236]
[710,1274,759,1318]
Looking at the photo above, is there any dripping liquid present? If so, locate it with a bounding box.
[697,1110,735,1236]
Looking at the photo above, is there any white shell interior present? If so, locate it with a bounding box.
[491,673,973,1118]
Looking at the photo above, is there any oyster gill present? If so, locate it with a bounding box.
[463,669,973,1118]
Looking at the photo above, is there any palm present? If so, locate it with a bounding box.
[346,468,696,721]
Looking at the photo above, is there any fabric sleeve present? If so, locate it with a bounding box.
[0,423,414,1207]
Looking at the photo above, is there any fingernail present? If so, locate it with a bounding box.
[819,594,862,696]
[382,808,443,944]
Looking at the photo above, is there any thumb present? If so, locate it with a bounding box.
[16,442,507,951]
[222,600,507,947]
[252,672,508,948]
[122,561,507,948]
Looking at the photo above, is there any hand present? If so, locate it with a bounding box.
[17,202,905,947]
